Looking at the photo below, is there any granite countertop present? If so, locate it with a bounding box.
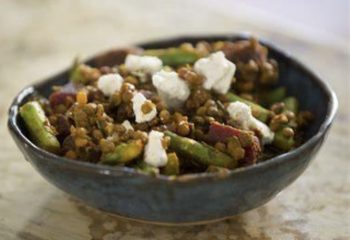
[0,1,349,239]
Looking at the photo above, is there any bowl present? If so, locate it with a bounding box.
[8,34,338,225]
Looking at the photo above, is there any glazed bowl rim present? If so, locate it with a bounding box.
[7,34,338,182]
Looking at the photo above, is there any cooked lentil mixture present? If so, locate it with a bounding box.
[20,38,313,175]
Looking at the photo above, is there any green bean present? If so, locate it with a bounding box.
[143,48,200,66]
[225,92,271,122]
[100,140,143,165]
[20,101,60,153]
[165,131,237,169]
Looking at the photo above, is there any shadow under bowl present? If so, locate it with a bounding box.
[8,34,338,225]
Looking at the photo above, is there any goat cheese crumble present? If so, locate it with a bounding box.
[152,70,190,109]
[227,101,274,144]
[125,54,162,82]
[144,130,168,167]
[194,51,236,94]
[132,92,157,123]
[97,73,124,96]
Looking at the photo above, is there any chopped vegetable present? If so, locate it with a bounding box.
[20,101,61,153]
[136,161,160,175]
[208,121,248,142]
[272,131,295,151]
[208,122,261,164]
[143,48,200,66]
[162,153,180,175]
[260,87,286,106]
[49,82,78,108]
[76,91,88,105]
[165,131,237,169]
[70,62,100,84]
[100,140,144,165]
[283,97,299,114]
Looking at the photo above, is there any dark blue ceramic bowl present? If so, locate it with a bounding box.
[8,34,337,225]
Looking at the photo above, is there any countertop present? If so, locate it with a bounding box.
[0,1,349,239]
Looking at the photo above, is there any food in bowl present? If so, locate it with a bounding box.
[19,38,313,176]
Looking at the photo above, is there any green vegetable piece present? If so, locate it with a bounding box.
[136,161,159,175]
[225,92,271,122]
[270,97,299,151]
[143,48,200,66]
[20,101,61,154]
[162,153,180,176]
[165,131,237,169]
[70,59,99,85]
[260,87,286,106]
[70,61,84,84]
[100,140,143,165]
[272,131,295,151]
[283,97,299,114]
[69,57,80,78]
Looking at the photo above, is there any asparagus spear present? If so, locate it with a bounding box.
[143,48,200,66]
[271,97,299,151]
[272,131,295,151]
[165,131,237,169]
[100,140,143,165]
[162,153,180,176]
[20,101,61,153]
[70,63,86,84]
[260,87,286,106]
[70,61,100,85]
[136,161,159,175]
[225,92,271,122]
[283,97,299,114]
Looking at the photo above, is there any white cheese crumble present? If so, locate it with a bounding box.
[194,51,236,94]
[131,92,157,123]
[97,73,124,96]
[144,130,168,167]
[227,101,274,145]
[125,54,163,82]
[121,120,134,131]
[152,70,190,109]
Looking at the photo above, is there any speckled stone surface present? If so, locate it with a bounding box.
[0,1,349,239]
